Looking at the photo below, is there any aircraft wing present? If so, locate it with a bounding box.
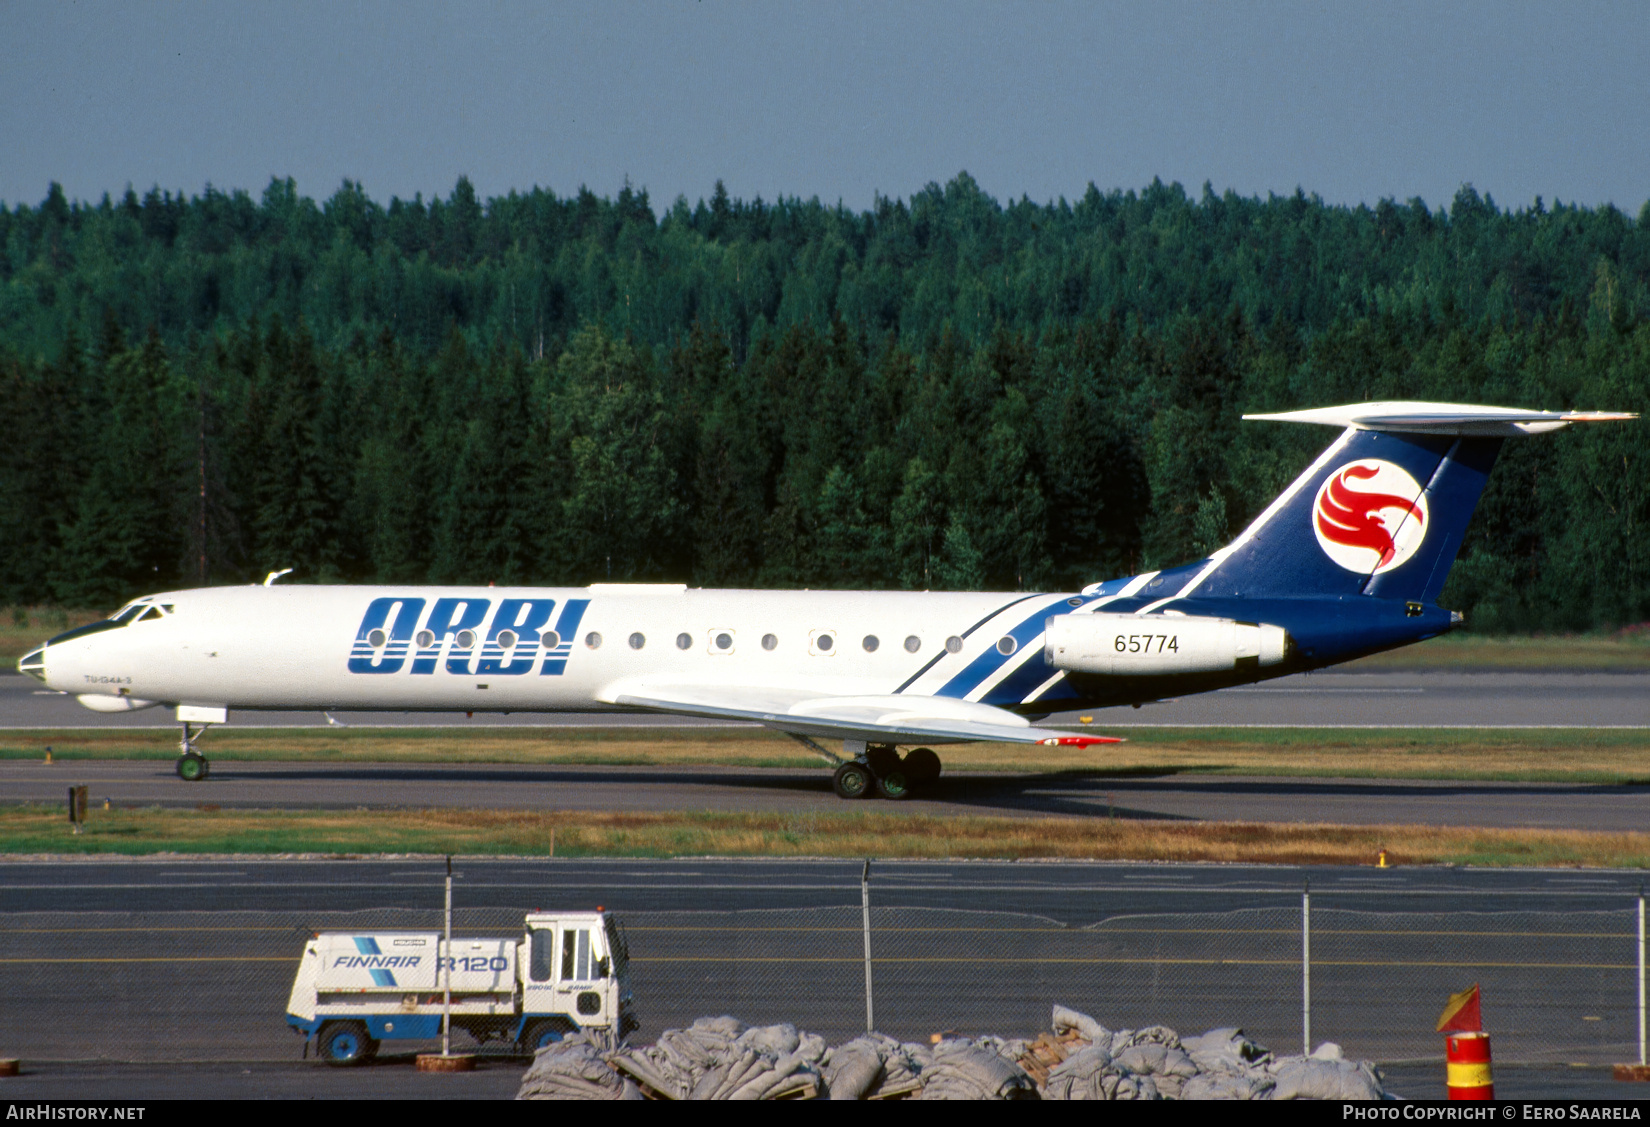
[596,681,1120,746]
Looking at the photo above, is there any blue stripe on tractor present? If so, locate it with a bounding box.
[353,937,381,955]
[369,968,397,987]
[366,1014,441,1041]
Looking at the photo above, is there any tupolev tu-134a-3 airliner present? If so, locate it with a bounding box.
[18,401,1635,799]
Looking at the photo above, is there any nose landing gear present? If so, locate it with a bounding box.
[175,720,212,781]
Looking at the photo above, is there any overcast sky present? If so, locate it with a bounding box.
[5,1,1647,215]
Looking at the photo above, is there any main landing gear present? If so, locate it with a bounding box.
[175,720,212,781]
[826,742,942,801]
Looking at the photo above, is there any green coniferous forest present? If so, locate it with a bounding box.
[2,173,1647,629]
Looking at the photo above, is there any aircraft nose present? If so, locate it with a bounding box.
[18,645,46,682]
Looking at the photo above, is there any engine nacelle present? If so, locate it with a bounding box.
[1045,613,1290,676]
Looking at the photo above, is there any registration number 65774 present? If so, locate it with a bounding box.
[1113,635,1179,654]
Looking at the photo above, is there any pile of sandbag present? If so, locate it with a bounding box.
[516,1032,644,1101]
[819,1033,926,1100]
[516,1007,1394,1101]
[1024,1005,1392,1101]
[608,1016,827,1100]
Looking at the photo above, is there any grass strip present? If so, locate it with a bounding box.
[5,726,1650,783]
[1341,631,1650,670]
[4,805,1648,867]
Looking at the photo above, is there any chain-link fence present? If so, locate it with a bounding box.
[3,896,1645,1065]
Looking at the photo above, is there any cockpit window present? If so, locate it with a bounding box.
[110,604,148,625]
[136,607,164,623]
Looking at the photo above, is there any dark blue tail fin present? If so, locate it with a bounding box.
[1190,427,1502,603]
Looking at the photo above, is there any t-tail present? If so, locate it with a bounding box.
[1094,402,1635,673]
[1201,403,1633,604]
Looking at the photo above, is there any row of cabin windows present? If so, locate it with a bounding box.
[598,631,983,654]
[363,627,561,650]
[362,628,1020,657]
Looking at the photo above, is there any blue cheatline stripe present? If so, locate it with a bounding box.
[984,648,1070,706]
[936,595,1097,700]
[353,936,381,955]
[1083,575,1135,597]
[369,968,397,987]
[892,594,1043,694]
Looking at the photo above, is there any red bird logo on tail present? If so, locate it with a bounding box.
[1313,461,1428,573]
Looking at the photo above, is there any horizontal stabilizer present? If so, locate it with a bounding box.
[1243,400,1636,436]
[597,680,1114,746]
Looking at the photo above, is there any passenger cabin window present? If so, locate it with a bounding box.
[904,635,921,653]
[561,927,597,981]
[529,928,554,982]
[676,633,692,650]
[761,634,777,651]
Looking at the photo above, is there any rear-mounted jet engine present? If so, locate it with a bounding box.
[1044,613,1291,676]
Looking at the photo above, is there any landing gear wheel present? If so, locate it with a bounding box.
[902,747,941,784]
[317,1020,375,1066]
[176,753,209,781]
[519,1018,576,1053]
[832,761,872,799]
[875,768,912,800]
[864,745,900,777]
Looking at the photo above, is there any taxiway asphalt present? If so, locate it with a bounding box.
[4,856,1644,915]
[6,757,1648,831]
[4,668,1650,729]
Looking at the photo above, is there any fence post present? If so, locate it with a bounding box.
[862,859,874,1033]
[443,854,453,1058]
[1302,877,1312,1056]
[1638,885,1645,1068]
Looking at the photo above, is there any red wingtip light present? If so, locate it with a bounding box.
[1040,735,1125,747]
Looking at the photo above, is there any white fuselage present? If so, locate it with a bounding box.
[40,583,1063,715]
